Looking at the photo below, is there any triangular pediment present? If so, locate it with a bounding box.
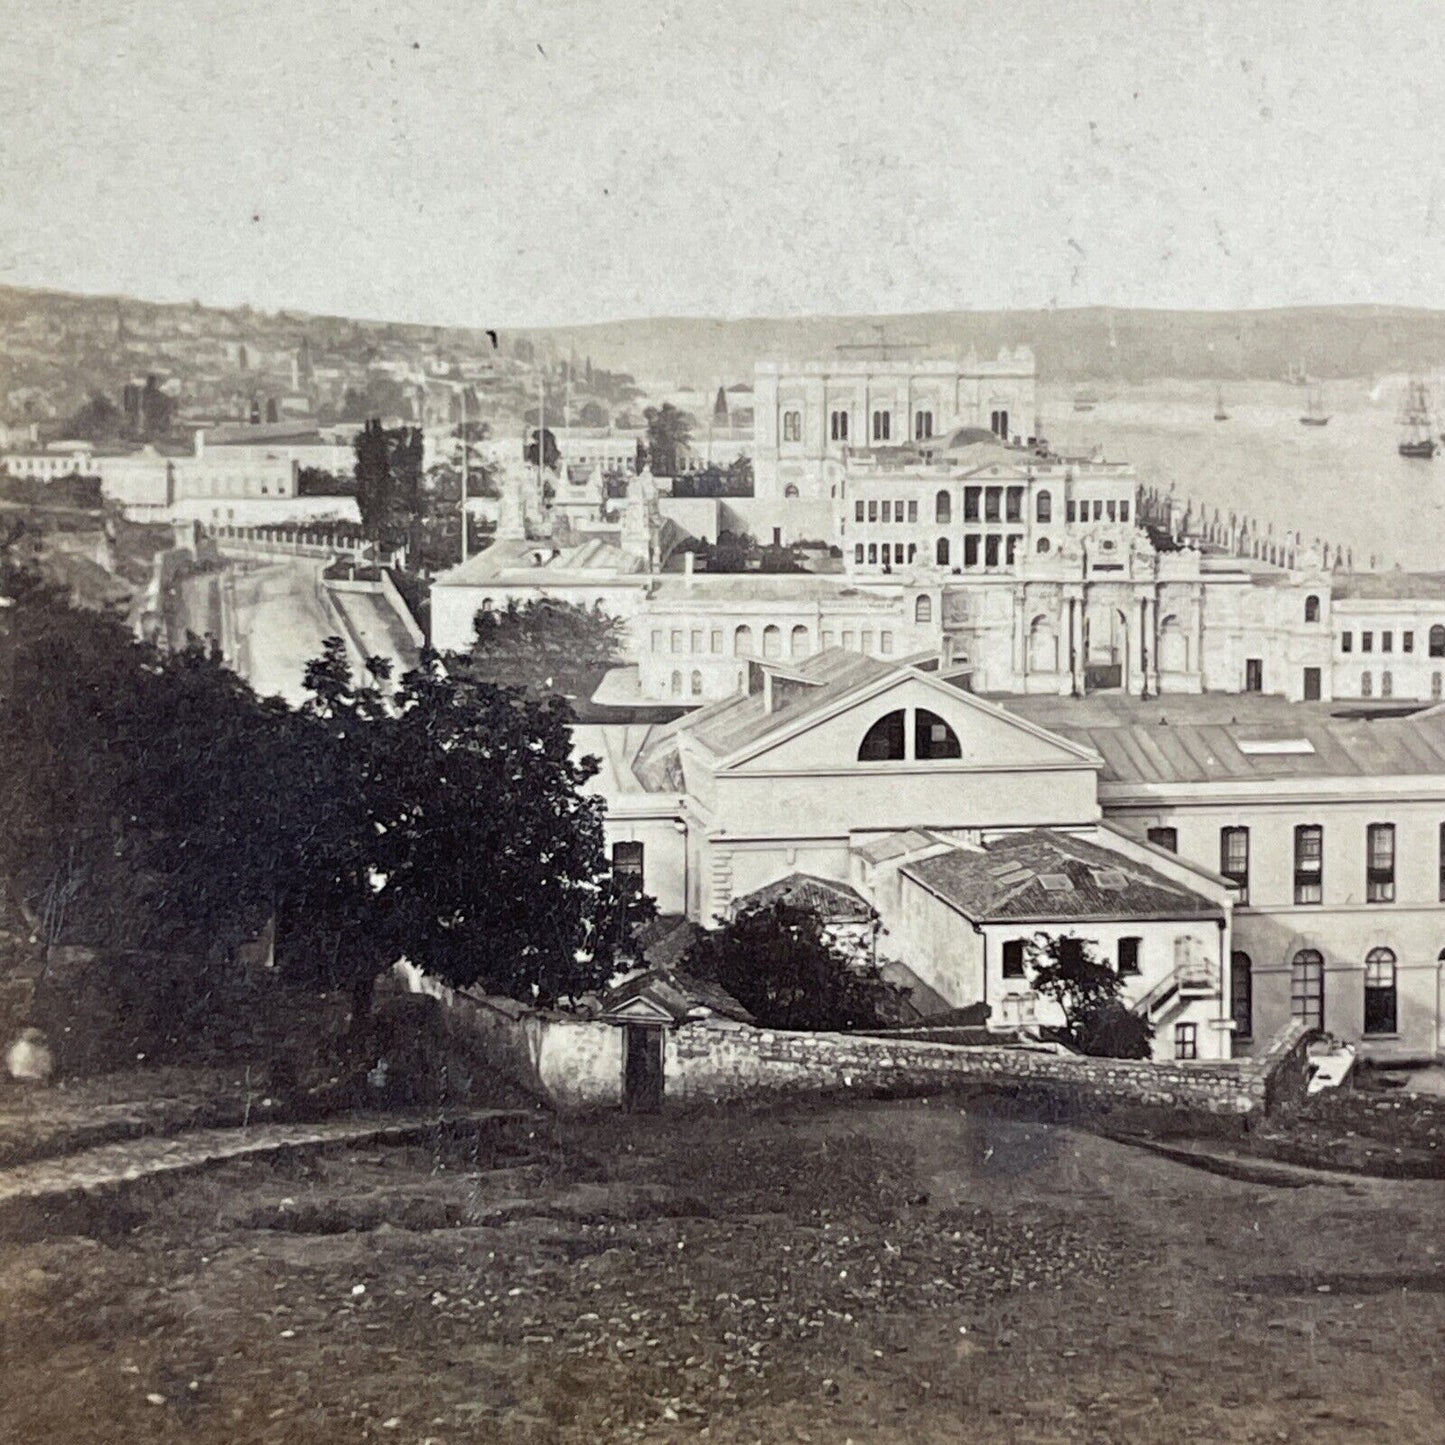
[718,668,1101,775]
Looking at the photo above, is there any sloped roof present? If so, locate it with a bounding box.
[437,536,646,586]
[1330,571,1445,601]
[997,693,1445,786]
[601,963,754,1024]
[903,829,1222,924]
[730,873,875,924]
[658,649,895,762]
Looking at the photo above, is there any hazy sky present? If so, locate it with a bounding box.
[4,0,1445,327]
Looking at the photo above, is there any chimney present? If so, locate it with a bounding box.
[683,549,695,584]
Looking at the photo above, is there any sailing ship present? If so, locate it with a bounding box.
[1213,387,1229,422]
[1398,378,1437,458]
[1283,359,1310,387]
[1072,386,1099,413]
[1299,387,1330,427]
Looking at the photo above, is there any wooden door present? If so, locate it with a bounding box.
[623,1025,664,1112]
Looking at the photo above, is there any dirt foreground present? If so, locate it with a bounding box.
[2,1097,1443,1443]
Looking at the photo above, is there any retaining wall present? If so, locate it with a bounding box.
[397,966,1311,1118]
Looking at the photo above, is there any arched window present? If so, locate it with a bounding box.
[762,624,782,659]
[1231,952,1253,1038]
[480,597,495,614]
[858,710,906,761]
[914,708,961,759]
[1431,624,1445,658]
[670,670,683,696]
[915,594,933,624]
[782,410,802,442]
[1382,670,1394,698]
[1036,537,1051,553]
[783,483,799,498]
[1158,614,1187,674]
[1434,672,1442,700]
[936,537,950,567]
[1028,614,1058,672]
[734,624,753,655]
[1364,947,1397,1035]
[1036,490,1052,524]
[1304,595,1320,623]
[690,670,703,697]
[1361,671,1373,698]
[789,624,809,659]
[935,490,952,524]
[1290,949,1324,1030]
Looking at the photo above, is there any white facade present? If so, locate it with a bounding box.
[753,348,1037,501]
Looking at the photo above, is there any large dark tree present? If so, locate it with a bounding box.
[64,391,125,445]
[353,419,425,554]
[461,597,625,700]
[683,900,897,1032]
[642,403,693,476]
[1025,932,1153,1059]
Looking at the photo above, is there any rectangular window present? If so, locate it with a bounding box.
[868,500,878,522]
[1093,499,1104,521]
[1382,631,1394,653]
[650,630,662,652]
[984,487,1001,522]
[860,630,873,653]
[964,486,981,521]
[964,535,980,567]
[690,630,702,653]
[1341,632,1353,653]
[1366,823,1396,903]
[1006,534,1020,566]
[1294,824,1323,904]
[1067,500,1077,523]
[1290,953,1324,1030]
[710,630,722,653]
[1001,939,1026,979]
[1005,487,1023,522]
[1220,826,1250,904]
[1404,630,1415,653]
[907,500,918,523]
[1174,1023,1198,1061]
[872,410,890,442]
[985,535,1000,568]
[1364,953,1398,1035]
[831,410,849,441]
[1147,826,1178,853]
[881,500,892,524]
[822,630,835,647]
[1231,954,1253,1039]
[880,630,894,655]
[842,631,855,649]
[1117,937,1141,976]
[1107,499,1117,521]
[611,840,644,883]
[670,629,683,653]
[1120,500,1130,522]
[854,544,864,564]
[1439,821,1445,902]
[1362,631,1373,653]
[855,500,865,522]
[867,544,877,564]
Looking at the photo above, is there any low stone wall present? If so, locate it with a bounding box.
[397,966,1312,1119]
[667,1017,1312,1117]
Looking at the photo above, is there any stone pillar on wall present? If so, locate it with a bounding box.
[1013,584,1027,687]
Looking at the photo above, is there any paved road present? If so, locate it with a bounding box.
[227,559,334,705]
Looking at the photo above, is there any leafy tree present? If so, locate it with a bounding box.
[1025,932,1153,1058]
[297,466,354,497]
[462,597,624,699]
[579,400,609,427]
[643,403,693,476]
[524,427,561,471]
[353,419,425,553]
[683,899,897,1032]
[139,374,175,439]
[713,385,729,423]
[65,391,125,444]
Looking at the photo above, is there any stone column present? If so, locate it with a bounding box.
[1013,584,1027,686]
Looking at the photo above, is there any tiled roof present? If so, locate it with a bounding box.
[997,693,1445,786]
[602,962,754,1024]
[730,873,875,924]
[661,648,894,761]
[903,829,1222,924]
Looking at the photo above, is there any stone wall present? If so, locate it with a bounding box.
[667,1017,1312,1118]
[399,966,1312,1119]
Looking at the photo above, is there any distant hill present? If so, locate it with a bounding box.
[7,283,1445,415]
[512,305,1445,388]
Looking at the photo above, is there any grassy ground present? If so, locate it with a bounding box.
[2,1096,1443,1443]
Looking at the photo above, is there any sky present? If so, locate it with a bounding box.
[3,0,1445,328]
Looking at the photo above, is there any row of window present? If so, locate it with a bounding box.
[1149,822,1414,906]
[1340,628,1430,655]
[786,409,939,444]
[1000,935,1141,979]
[854,498,920,525]
[652,623,896,658]
[855,534,1028,569]
[1230,948,1406,1038]
[1068,498,1130,524]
